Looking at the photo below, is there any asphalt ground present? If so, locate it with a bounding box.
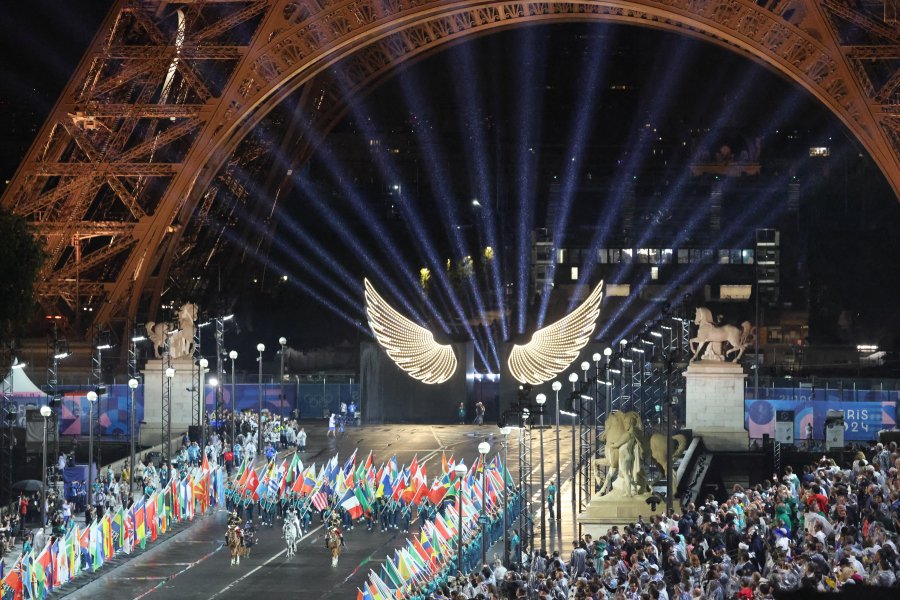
[59,422,580,599]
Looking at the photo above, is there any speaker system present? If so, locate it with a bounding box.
[775,410,794,444]
[188,425,201,443]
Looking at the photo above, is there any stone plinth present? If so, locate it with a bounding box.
[684,361,747,451]
[142,357,198,443]
[578,493,677,538]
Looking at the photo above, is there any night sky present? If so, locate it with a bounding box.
[2,3,899,362]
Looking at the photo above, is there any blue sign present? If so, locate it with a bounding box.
[745,399,896,441]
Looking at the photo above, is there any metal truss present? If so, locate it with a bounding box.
[0,344,14,502]
[215,317,226,431]
[0,0,896,340]
[517,424,533,553]
[578,387,594,519]
[192,320,202,434]
[162,339,172,467]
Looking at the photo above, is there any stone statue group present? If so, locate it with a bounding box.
[145,302,198,360]
[595,412,688,499]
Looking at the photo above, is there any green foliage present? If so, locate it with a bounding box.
[0,206,45,341]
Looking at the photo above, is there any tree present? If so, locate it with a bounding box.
[0,206,45,344]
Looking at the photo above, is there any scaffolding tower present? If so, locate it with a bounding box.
[517,422,533,553]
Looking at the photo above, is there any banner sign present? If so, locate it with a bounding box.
[745,399,896,441]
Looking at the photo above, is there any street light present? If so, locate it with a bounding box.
[567,373,578,518]
[454,463,468,574]
[500,426,511,566]
[199,358,209,452]
[580,361,590,381]
[128,378,139,498]
[478,441,490,567]
[256,343,265,459]
[164,367,175,467]
[229,351,238,447]
[40,405,51,527]
[603,347,613,418]
[551,381,562,524]
[279,337,287,420]
[535,393,547,550]
[86,390,98,508]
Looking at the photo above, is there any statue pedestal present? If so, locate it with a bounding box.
[141,357,198,445]
[578,492,678,538]
[684,361,747,451]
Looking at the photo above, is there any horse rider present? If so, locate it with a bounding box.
[227,510,244,545]
[327,512,345,548]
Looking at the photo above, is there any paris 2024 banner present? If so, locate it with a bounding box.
[745,387,898,441]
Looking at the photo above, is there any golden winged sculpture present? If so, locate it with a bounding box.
[364,278,604,385]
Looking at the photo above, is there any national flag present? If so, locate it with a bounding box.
[145,495,158,542]
[33,548,51,599]
[66,528,79,577]
[427,473,451,505]
[376,468,393,499]
[295,465,315,494]
[170,477,181,520]
[411,535,434,569]
[235,458,251,488]
[343,448,358,476]
[311,488,329,512]
[122,509,134,554]
[286,452,302,485]
[111,510,124,552]
[339,489,363,519]
[1,559,23,600]
[243,467,260,501]
[354,484,372,513]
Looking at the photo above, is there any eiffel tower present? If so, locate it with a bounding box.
[2,0,898,339]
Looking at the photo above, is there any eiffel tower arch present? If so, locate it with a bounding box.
[2,0,898,336]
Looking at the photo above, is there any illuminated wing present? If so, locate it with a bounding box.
[364,278,458,384]
[508,281,604,385]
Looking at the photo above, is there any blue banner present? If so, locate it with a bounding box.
[749,386,900,404]
[5,382,359,438]
[745,398,897,441]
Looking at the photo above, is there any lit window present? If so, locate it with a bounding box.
[742,249,755,264]
[607,284,630,297]
[720,285,752,300]
[808,147,830,157]
[719,250,730,264]
[557,249,566,264]
[571,266,579,280]
[651,267,659,280]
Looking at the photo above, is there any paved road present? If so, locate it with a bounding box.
[62,423,581,599]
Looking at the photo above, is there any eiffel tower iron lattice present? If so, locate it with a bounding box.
[2,0,899,336]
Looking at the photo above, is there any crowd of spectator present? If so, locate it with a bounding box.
[417,441,900,599]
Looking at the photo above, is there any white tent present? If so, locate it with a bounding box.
[2,360,44,395]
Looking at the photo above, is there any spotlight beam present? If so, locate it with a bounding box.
[536,30,617,327]
[451,41,509,342]
[331,69,491,369]
[514,26,547,335]
[396,67,501,370]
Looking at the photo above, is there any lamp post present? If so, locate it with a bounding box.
[603,347,613,418]
[40,405,51,527]
[535,393,547,550]
[500,426,511,566]
[86,390,97,508]
[455,463,468,574]
[199,357,209,452]
[256,343,265,459]
[279,337,287,420]
[551,381,562,524]
[568,372,578,518]
[229,351,238,446]
[164,367,175,467]
[128,378,138,497]
[478,441,490,567]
